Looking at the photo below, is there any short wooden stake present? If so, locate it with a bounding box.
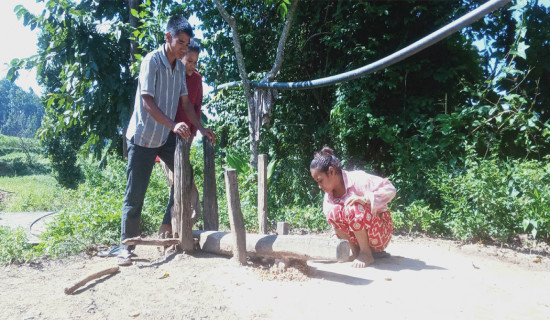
[224,168,247,265]
[203,138,219,230]
[277,222,289,235]
[64,266,119,295]
[257,154,268,234]
[173,136,194,252]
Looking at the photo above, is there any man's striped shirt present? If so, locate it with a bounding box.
[126,45,188,148]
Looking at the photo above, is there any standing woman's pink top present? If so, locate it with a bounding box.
[322,170,396,217]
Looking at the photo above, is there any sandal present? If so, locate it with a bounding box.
[117,249,133,266]
[98,245,121,257]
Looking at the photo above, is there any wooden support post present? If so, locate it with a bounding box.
[203,138,219,230]
[224,168,247,265]
[257,154,268,234]
[173,136,194,252]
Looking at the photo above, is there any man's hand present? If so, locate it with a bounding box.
[172,122,191,139]
[200,128,216,145]
[345,195,370,208]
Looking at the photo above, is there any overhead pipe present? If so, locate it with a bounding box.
[216,0,512,91]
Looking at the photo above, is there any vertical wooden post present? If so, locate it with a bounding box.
[257,154,268,234]
[173,136,194,252]
[224,168,247,265]
[203,138,219,230]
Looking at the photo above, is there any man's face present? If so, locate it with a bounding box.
[167,32,190,60]
[183,51,199,76]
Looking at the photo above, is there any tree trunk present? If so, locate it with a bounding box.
[213,0,257,168]
[213,0,300,168]
[124,0,141,160]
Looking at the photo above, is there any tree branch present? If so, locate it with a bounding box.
[264,0,300,82]
[213,0,259,166]
[212,0,253,103]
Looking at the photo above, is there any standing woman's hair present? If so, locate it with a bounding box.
[310,147,342,174]
[188,39,201,53]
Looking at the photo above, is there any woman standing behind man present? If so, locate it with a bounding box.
[158,38,204,237]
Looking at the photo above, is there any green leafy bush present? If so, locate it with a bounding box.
[35,154,171,257]
[428,154,550,241]
[0,226,37,264]
[391,200,446,236]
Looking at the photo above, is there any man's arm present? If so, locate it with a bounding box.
[142,94,190,139]
[180,95,216,144]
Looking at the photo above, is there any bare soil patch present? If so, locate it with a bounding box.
[1,233,549,320]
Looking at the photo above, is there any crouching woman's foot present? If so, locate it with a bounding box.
[351,251,374,268]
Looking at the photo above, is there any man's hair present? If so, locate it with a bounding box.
[187,39,200,54]
[166,15,194,38]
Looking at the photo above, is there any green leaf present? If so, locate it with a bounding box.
[515,41,529,60]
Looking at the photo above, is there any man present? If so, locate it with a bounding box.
[158,38,204,235]
[118,15,215,266]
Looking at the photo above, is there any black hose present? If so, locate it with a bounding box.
[216,0,512,91]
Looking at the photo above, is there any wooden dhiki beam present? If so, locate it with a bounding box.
[192,230,350,262]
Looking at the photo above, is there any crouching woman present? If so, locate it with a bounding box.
[310,147,396,268]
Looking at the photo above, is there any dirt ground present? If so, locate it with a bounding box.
[1,210,550,320]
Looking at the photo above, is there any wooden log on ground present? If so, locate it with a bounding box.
[122,237,180,246]
[192,230,351,262]
[224,169,247,265]
[203,138,219,230]
[257,154,268,234]
[173,136,194,252]
[64,266,119,295]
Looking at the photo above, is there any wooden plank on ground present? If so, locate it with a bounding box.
[122,237,180,246]
[64,266,119,295]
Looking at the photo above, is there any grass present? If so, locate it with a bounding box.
[0,175,73,212]
[0,134,50,177]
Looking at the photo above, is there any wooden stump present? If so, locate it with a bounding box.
[173,136,194,252]
[203,138,219,230]
[257,154,268,234]
[224,168,247,265]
